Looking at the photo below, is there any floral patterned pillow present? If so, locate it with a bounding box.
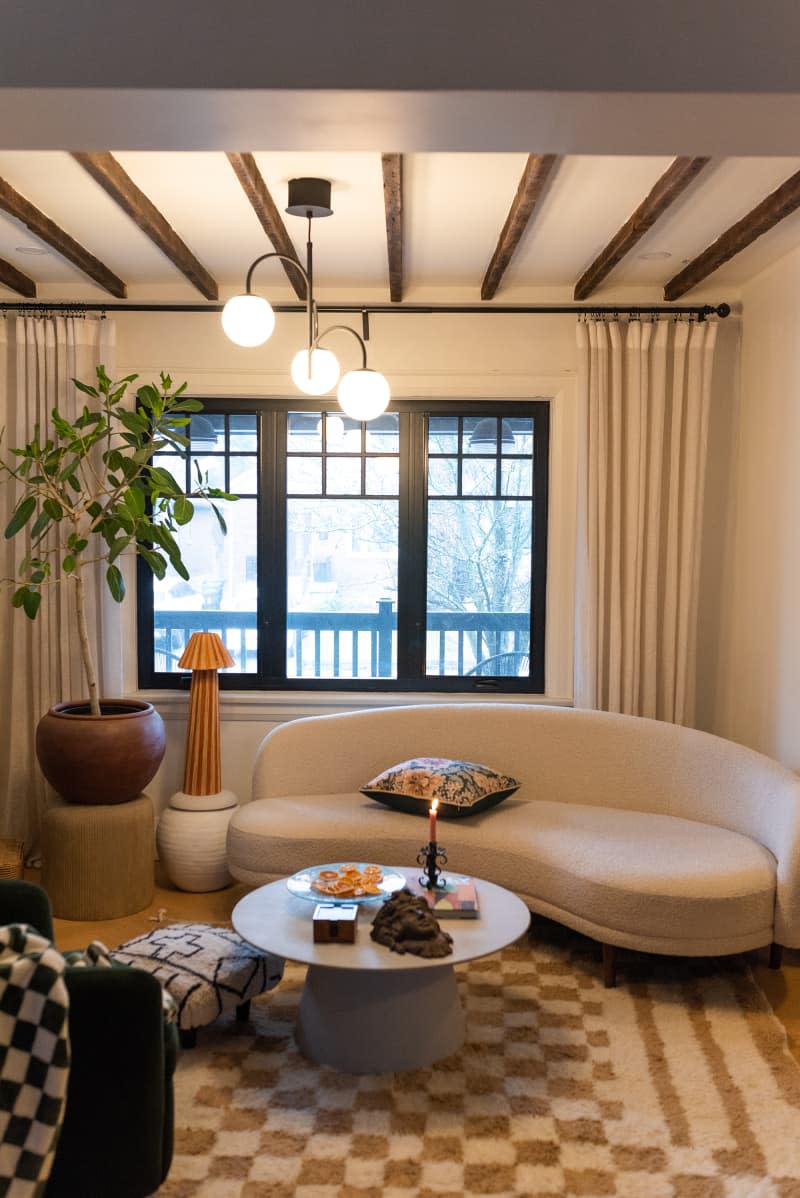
[361,757,519,818]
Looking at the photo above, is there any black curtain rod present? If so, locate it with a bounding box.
[0,301,731,319]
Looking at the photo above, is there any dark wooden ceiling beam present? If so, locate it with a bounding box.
[481,154,558,301]
[225,152,307,300]
[0,257,36,298]
[72,152,217,301]
[0,177,126,298]
[665,168,800,300]
[381,153,403,303]
[574,157,710,301]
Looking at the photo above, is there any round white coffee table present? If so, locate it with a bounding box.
[232,867,530,1073]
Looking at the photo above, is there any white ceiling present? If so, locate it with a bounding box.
[0,150,799,307]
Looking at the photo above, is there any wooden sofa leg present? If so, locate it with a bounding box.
[769,942,784,970]
[236,1000,251,1022]
[602,943,617,989]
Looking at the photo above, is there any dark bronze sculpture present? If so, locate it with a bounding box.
[370,888,454,957]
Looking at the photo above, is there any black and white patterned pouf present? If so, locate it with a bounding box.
[111,922,284,1048]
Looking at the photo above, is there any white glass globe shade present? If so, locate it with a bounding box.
[290,347,340,395]
[337,370,391,421]
[221,294,275,347]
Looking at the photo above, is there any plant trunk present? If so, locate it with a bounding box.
[74,556,100,716]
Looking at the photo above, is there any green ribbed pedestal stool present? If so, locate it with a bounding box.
[41,795,155,920]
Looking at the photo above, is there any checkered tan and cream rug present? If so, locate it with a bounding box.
[158,923,800,1198]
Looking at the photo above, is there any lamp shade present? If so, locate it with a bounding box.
[291,347,340,395]
[178,632,235,671]
[221,294,276,347]
[337,369,391,421]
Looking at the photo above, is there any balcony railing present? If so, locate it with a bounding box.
[154,602,529,678]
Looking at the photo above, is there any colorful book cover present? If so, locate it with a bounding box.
[407,874,480,918]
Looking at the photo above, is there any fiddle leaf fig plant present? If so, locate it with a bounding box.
[1,366,235,716]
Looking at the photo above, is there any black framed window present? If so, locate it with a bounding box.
[137,398,549,692]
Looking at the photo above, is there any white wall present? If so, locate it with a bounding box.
[111,306,742,809]
[114,309,579,812]
[711,248,800,767]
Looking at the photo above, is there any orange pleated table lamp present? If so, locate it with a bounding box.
[156,631,238,892]
[177,632,235,796]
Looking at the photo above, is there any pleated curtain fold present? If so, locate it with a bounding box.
[574,317,718,724]
[0,316,118,848]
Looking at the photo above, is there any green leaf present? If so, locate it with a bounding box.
[117,410,149,436]
[210,503,228,535]
[168,398,203,413]
[95,364,113,390]
[72,378,99,398]
[138,546,167,579]
[148,466,181,495]
[43,498,63,521]
[51,410,75,439]
[63,554,76,574]
[122,486,146,519]
[5,495,36,539]
[173,496,194,525]
[22,589,41,619]
[12,587,42,620]
[107,536,131,563]
[30,510,51,539]
[106,564,126,603]
[136,384,160,410]
[59,456,81,483]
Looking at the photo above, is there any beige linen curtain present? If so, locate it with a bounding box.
[0,316,118,848]
[574,317,718,724]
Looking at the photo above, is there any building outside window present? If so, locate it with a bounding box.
[137,398,549,693]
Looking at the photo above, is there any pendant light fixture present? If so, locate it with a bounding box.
[221,177,390,420]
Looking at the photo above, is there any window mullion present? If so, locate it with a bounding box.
[259,407,286,681]
[396,410,427,678]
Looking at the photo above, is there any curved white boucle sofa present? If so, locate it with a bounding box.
[227,704,800,971]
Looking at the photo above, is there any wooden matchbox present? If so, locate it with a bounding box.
[313,903,359,943]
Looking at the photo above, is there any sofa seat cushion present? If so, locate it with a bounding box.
[227,793,776,953]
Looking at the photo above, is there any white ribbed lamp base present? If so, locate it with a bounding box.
[156,803,236,892]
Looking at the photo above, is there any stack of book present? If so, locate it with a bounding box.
[406,874,480,918]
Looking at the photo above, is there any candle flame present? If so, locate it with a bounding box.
[430,799,439,815]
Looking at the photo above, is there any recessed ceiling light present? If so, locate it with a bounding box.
[639,250,673,261]
[15,245,49,256]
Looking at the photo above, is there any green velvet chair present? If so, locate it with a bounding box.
[0,879,178,1198]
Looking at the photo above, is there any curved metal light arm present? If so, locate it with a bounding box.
[314,323,369,370]
[244,252,309,295]
[245,248,316,357]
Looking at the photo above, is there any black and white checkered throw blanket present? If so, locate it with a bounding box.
[0,924,70,1196]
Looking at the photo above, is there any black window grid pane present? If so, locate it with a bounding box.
[428,416,533,499]
[141,398,547,695]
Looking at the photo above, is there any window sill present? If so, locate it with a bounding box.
[136,688,574,723]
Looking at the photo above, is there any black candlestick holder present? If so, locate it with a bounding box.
[417,841,448,890]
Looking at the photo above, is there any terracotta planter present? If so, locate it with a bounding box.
[36,699,166,806]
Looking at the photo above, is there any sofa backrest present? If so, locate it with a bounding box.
[252,704,795,836]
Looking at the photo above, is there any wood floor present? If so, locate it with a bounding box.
[33,866,800,1061]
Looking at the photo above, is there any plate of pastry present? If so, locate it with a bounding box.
[286,862,406,904]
